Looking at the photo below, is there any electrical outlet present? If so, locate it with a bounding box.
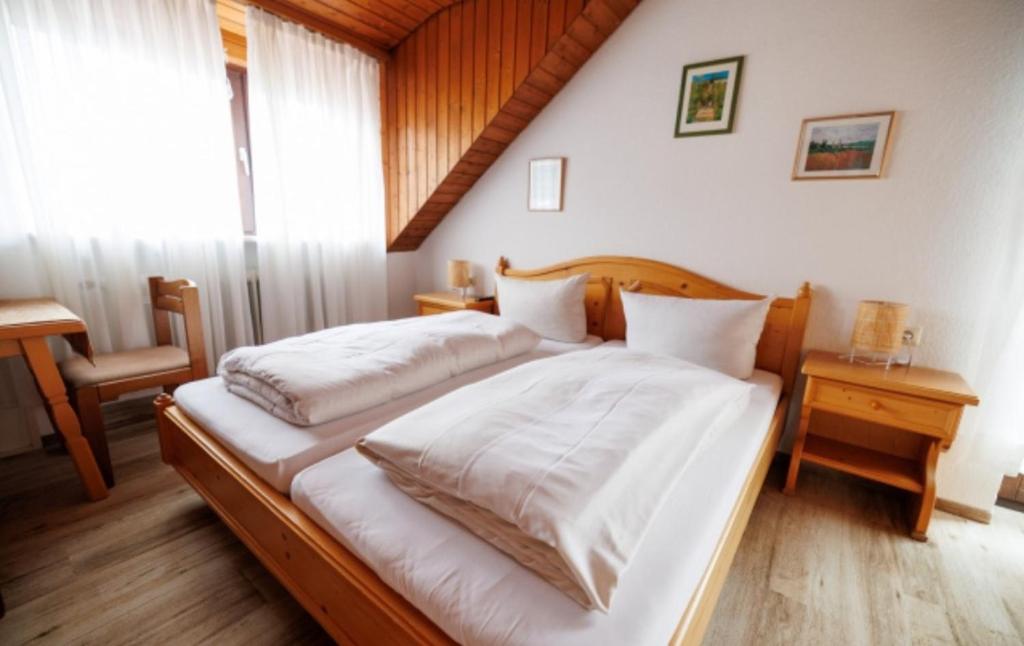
[902,326,924,347]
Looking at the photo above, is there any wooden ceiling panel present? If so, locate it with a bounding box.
[215,0,459,63]
[384,0,642,250]
[375,0,431,23]
[217,0,247,35]
[217,0,247,66]
[281,0,405,46]
[324,0,422,32]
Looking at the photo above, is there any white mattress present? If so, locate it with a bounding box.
[174,335,603,493]
[291,368,783,646]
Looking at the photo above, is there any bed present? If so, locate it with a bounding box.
[173,335,602,493]
[292,366,783,644]
[155,255,811,645]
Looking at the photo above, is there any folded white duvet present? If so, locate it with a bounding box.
[356,347,753,612]
[217,311,539,426]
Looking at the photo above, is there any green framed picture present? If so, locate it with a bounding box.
[674,56,744,138]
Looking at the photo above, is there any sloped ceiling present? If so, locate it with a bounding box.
[217,0,460,62]
[215,1,641,250]
[383,0,640,250]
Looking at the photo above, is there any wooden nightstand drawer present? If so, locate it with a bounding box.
[810,378,961,439]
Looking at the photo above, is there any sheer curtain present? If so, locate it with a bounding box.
[0,0,252,366]
[972,175,1024,477]
[246,7,387,342]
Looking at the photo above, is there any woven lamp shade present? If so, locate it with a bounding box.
[851,301,908,354]
[447,260,472,290]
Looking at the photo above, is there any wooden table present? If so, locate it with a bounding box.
[0,299,109,500]
[784,350,978,541]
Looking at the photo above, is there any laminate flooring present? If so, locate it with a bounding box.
[1,397,1021,645]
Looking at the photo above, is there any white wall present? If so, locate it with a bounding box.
[390,0,1024,510]
[387,252,419,319]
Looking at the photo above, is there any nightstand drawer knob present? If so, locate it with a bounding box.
[870,400,882,410]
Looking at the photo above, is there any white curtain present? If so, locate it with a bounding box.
[972,176,1024,477]
[246,7,387,342]
[0,0,252,366]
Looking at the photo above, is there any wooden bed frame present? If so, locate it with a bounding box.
[155,256,811,645]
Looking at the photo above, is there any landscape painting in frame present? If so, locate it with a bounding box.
[674,56,744,137]
[793,112,895,179]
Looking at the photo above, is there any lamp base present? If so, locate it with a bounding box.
[839,350,898,370]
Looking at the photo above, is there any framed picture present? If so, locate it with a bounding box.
[792,111,895,180]
[674,56,744,137]
[528,157,565,211]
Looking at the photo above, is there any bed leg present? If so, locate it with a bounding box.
[154,393,175,465]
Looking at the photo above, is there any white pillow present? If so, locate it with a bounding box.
[495,273,589,343]
[620,290,772,379]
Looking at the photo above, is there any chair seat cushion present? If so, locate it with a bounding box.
[60,346,191,387]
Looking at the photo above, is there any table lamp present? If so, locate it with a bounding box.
[447,259,472,299]
[847,300,908,369]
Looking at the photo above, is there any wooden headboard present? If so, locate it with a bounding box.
[495,255,812,396]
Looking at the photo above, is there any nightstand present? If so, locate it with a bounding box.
[784,350,979,541]
[413,292,495,316]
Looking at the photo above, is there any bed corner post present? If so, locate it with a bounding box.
[780,282,812,398]
[797,281,811,300]
[154,393,175,465]
[495,256,510,275]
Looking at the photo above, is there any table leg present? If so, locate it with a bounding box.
[910,440,939,541]
[783,401,813,494]
[20,337,109,501]
[75,386,115,487]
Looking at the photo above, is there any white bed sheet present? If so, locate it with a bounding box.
[291,367,783,646]
[174,335,603,493]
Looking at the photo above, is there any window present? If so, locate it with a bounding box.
[227,66,256,234]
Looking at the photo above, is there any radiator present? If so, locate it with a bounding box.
[246,271,264,345]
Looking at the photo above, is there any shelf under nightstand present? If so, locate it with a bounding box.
[801,434,923,494]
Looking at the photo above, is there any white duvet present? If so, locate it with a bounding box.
[217,311,539,426]
[357,347,753,612]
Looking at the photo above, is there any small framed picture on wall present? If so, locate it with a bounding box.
[528,157,565,211]
[792,111,895,180]
[674,56,744,137]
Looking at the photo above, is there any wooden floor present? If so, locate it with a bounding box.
[1,397,1021,645]
[0,397,331,646]
[706,461,1024,646]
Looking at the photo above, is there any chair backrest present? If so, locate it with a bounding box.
[147,277,208,379]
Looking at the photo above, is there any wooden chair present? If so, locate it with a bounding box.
[59,277,208,485]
